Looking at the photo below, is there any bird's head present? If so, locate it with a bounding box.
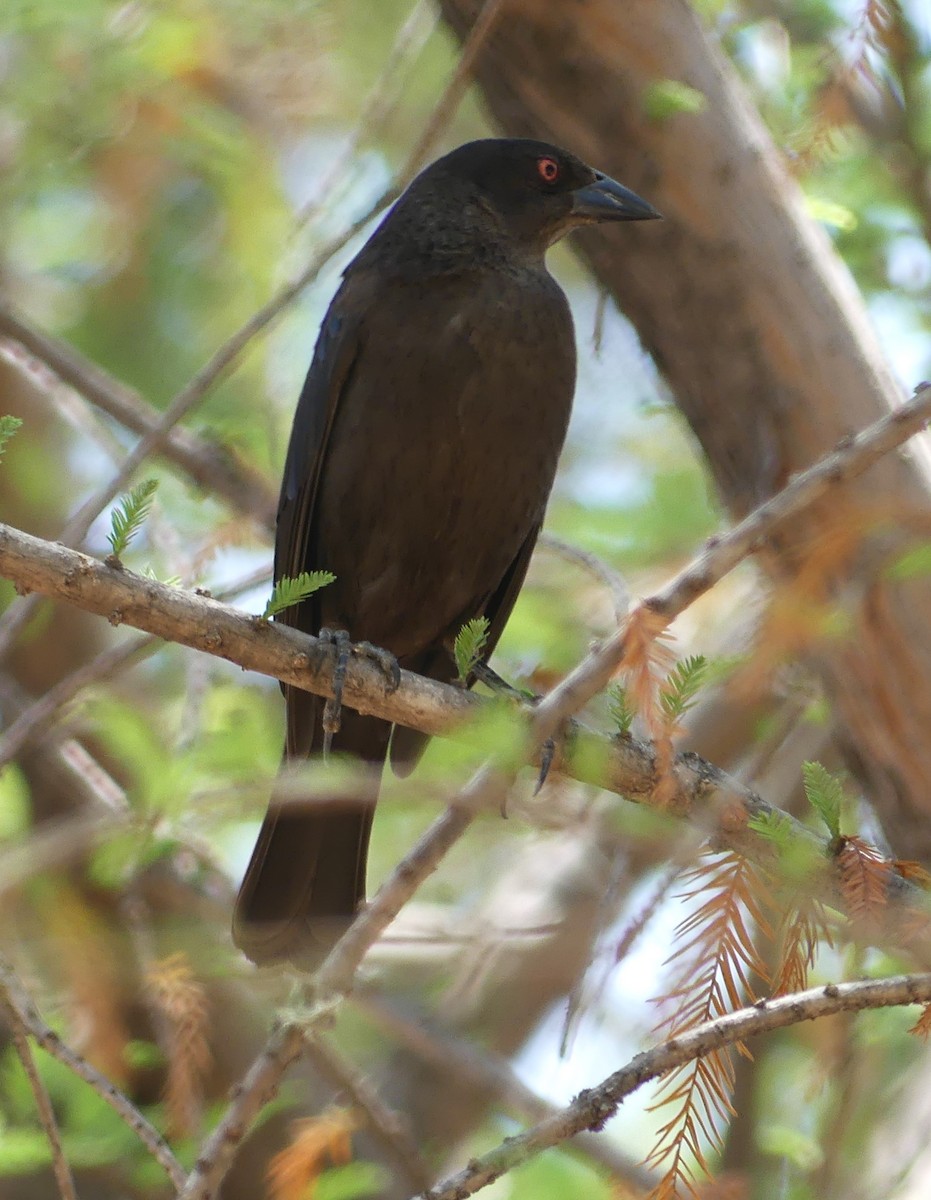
[420,138,661,254]
[353,138,660,277]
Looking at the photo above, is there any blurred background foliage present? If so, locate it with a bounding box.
[1,1,931,1198]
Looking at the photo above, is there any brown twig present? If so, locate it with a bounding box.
[177,1021,308,1200]
[0,561,271,770]
[0,991,79,1200]
[0,311,278,528]
[306,1033,434,1193]
[537,531,629,622]
[530,383,931,748]
[0,953,187,1191]
[353,991,656,1191]
[402,0,510,180]
[293,0,438,231]
[418,972,931,1200]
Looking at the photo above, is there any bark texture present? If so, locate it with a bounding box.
[439,0,931,858]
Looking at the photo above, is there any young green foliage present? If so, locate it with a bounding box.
[660,653,709,723]
[0,415,23,462]
[107,479,159,558]
[802,760,844,840]
[607,682,635,734]
[454,615,490,683]
[262,571,336,619]
[748,808,795,851]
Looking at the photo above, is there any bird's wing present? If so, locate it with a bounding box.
[480,517,542,662]
[274,297,362,757]
[390,517,543,771]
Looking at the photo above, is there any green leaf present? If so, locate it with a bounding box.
[316,1161,389,1200]
[748,809,795,850]
[607,683,635,734]
[0,415,22,463]
[660,654,709,722]
[262,570,335,619]
[885,542,931,581]
[453,615,490,683]
[643,79,707,121]
[802,760,844,839]
[107,478,158,557]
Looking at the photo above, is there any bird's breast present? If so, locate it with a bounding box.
[315,270,576,653]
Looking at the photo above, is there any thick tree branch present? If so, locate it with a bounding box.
[418,973,931,1200]
[2,387,930,942]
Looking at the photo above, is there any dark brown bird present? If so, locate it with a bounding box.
[233,138,659,967]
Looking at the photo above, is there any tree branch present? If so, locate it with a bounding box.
[177,1022,308,1200]
[305,1033,434,1194]
[0,953,187,1191]
[418,973,931,1200]
[0,989,79,1200]
[0,310,278,528]
[1,385,930,938]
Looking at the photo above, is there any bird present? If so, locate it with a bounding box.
[233,138,660,968]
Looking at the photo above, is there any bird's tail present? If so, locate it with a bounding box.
[232,706,390,968]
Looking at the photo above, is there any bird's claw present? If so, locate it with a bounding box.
[354,641,402,693]
[534,737,556,796]
[473,660,531,703]
[470,660,554,805]
[320,627,352,759]
[318,629,401,759]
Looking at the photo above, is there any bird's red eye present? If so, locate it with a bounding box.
[537,156,560,183]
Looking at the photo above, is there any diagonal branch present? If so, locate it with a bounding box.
[0,309,278,528]
[0,990,79,1200]
[418,972,931,1200]
[5,386,921,1200]
[1,384,929,942]
[305,1033,434,1193]
[0,953,187,1191]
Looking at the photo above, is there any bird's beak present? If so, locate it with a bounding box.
[571,173,662,222]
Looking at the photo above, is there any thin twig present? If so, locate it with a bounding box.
[403,0,510,180]
[0,636,158,767]
[306,1033,434,1193]
[529,383,931,749]
[293,0,438,230]
[353,991,656,1191]
[0,561,271,769]
[177,1021,308,1200]
[0,313,277,528]
[0,992,79,1200]
[418,972,931,1200]
[0,953,187,1191]
[538,531,629,622]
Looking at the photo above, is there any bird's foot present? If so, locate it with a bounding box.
[354,641,402,694]
[318,628,400,757]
